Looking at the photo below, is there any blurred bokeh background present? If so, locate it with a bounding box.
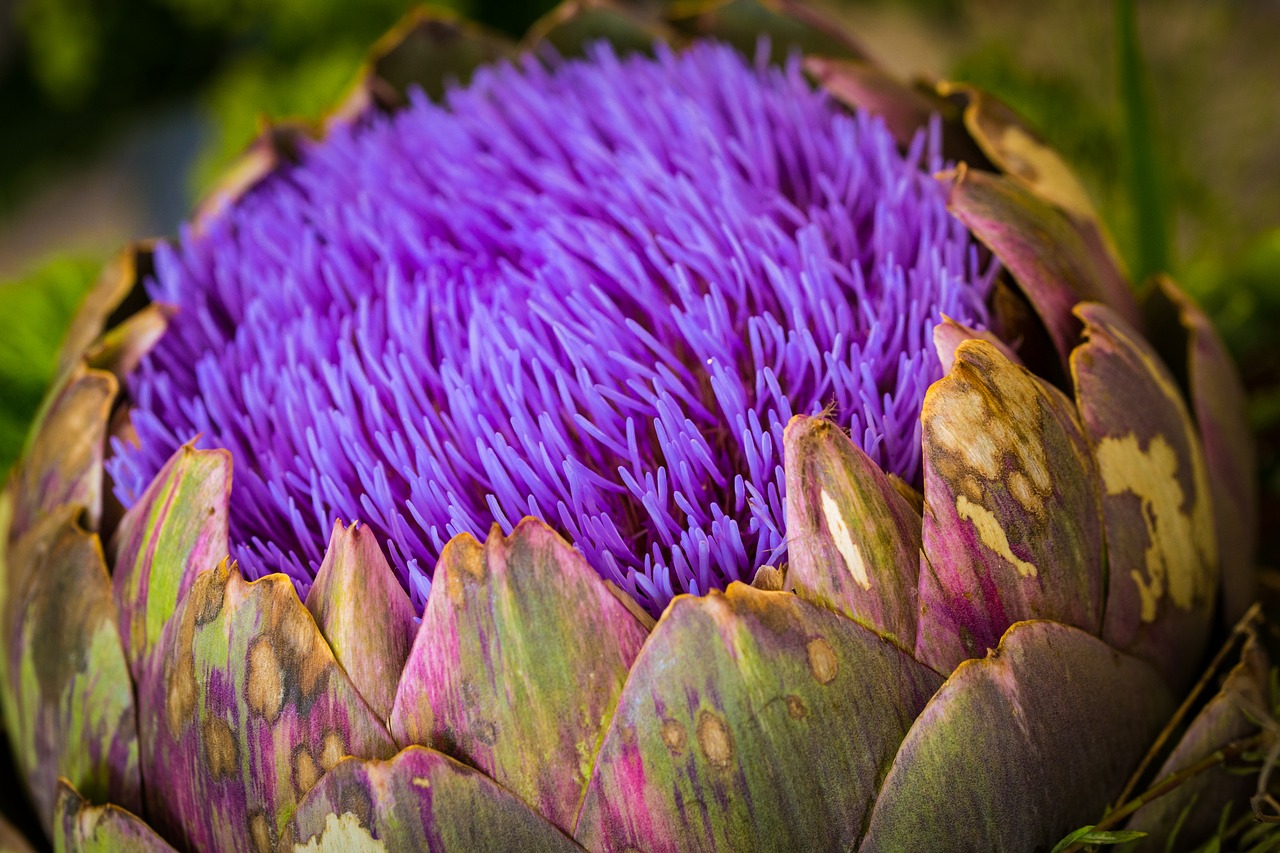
[1,0,1277,552]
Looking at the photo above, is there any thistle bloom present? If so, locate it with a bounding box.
[111,42,992,615]
[0,5,1265,853]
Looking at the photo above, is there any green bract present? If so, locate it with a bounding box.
[0,2,1267,851]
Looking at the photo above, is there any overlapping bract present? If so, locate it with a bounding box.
[0,2,1263,852]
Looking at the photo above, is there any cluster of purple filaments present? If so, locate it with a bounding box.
[110,41,995,615]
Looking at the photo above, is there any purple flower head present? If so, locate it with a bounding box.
[111,41,996,615]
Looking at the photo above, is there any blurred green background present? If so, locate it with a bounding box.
[1,0,1278,553]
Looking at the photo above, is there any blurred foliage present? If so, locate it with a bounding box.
[0,0,564,213]
[189,0,561,194]
[0,0,225,211]
[17,0,100,108]
[0,257,98,474]
[173,0,457,196]
[191,43,373,195]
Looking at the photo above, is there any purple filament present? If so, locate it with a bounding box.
[110,41,996,615]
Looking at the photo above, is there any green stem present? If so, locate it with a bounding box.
[1115,0,1170,280]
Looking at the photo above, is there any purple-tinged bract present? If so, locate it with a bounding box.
[110,41,994,614]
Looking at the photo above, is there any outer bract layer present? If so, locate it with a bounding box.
[109,40,992,614]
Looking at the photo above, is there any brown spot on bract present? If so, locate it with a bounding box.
[806,637,839,684]
[24,530,106,694]
[298,650,331,699]
[276,600,316,660]
[166,655,197,736]
[264,586,332,698]
[1008,471,1041,514]
[786,695,808,719]
[248,811,274,853]
[320,729,347,771]
[246,637,284,722]
[276,603,330,697]
[191,562,228,626]
[660,719,687,755]
[474,719,498,747]
[926,342,1052,501]
[175,593,197,653]
[202,716,238,779]
[293,745,320,795]
[696,710,734,771]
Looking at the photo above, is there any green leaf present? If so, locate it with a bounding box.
[1165,793,1199,853]
[1052,826,1148,852]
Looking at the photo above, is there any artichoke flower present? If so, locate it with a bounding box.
[0,2,1267,851]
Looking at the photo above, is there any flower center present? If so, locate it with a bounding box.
[111,41,994,615]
